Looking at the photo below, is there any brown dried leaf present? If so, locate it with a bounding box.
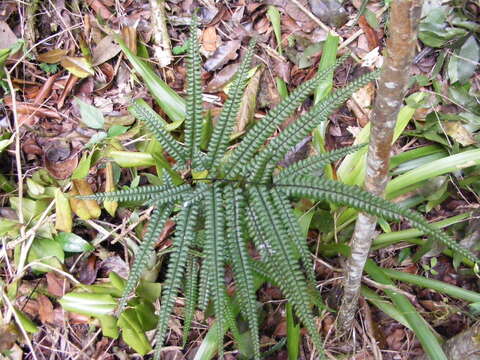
[92,35,121,66]
[358,16,379,51]
[204,40,241,72]
[44,142,78,180]
[206,63,240,92]
[234,66,263,135]
[202,26,218,53]
[77,254,98,285]
[37,49,69,64]
[86,0,113,20]
[38,294,54,324]
[46,272,69,297]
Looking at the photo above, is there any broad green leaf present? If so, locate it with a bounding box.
[59,292,116,316]
[13,308,38,333]
[55,232,95,252]
[386,149,480,198]
[99,315,119,338]
[118,38,185,123]
[75,98,105,129]
[55,188,72,232]
[10,197,49,223]
[109,151,156,168]
[27,237,64,273]
[448,35,479,84]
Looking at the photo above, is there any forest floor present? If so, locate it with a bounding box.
[1,0,479,359]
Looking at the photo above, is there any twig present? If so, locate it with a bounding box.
[290,0,331,33]
[337,0,423,335]
[1,289,40,360]
[150,0,173,67]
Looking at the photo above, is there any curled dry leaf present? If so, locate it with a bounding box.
[206,62,240,92]
[204,40,241,72]
[37,49,69,64]
[61,57,94,78]
[44,142,78,180]
[358,16,379,51]
[234,66,263,135]
[69,179,101,220]
[92,35,121,66]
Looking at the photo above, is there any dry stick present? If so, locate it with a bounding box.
[336,0,423,334]
[150,0,173,67]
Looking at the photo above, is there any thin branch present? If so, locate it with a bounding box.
[337,0,423,334]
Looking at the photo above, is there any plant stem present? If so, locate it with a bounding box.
[337,0,423,334]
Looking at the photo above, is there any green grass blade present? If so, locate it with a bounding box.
[118,38,185,123]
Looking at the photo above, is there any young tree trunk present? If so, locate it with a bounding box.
[337,0,423,334]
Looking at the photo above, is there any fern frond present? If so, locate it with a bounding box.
[246,70,380,178]
[118,203,172,312]
[129,99,188,163]
[224,185,260,360]
[270,188,315,283]
[205,39,256,170]
[153,203,199,360]
[204,184,226,358]
[77,183,191,204]
[247,186,324,356]
[197,255,211,311]
[183,257,199,346]
[184,16,204,160]
[275,175,479,264]
[280,144,367,178]
[224,53,351,178]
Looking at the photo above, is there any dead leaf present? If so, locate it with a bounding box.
[121,27,137,55]
[61,57,94,78]
[234,66,263,134]
[0,21,18,49]
[103,162,117,217]
[92,35,121,66]
[37,49,69,64]
[57,74,79,109]
[38,294,54,324]
[34,74,58,105]
[86,0,113,20]
[69,179,102,220]
[358,16,379,51]
[99,255,129,279]
[273,320,287,337]
[202,26,218,53]
[0,325,17,352]
[46,272,69,297]
[44,142,78,180]
[77,254,98,285]
[206,63,240,92]
[444,122,476,146]
[204,40,241,72]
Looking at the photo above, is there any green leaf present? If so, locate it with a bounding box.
[55,232,95,252]
[59,292,116,316]
[13,307,39,334]
[118,309,152,355]
[448,35,479,84]
[118,38,185,123]
[75,98,105,129]
[99,315,119,338]
[27,237,64,273]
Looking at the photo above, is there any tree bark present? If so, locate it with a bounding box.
[337,0,423,334]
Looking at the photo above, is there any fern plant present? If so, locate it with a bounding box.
[80,18,479,360]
